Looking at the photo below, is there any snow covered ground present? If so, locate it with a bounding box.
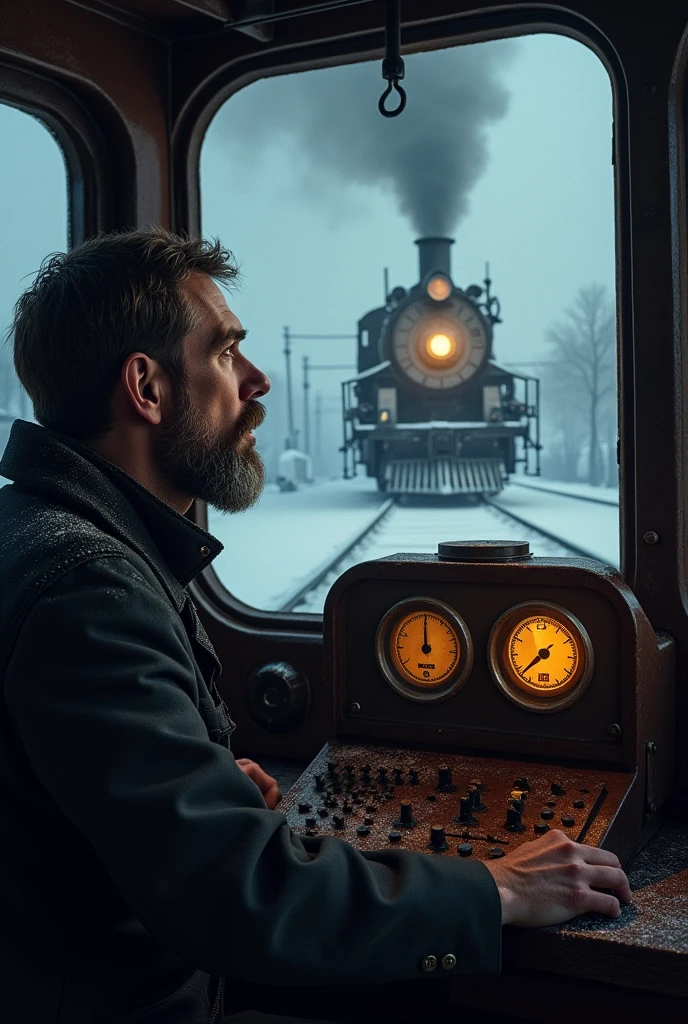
[511,477,619,506]
[491,486,619,566]
[207,476,386,610]
[291,499,578,614]
[207,474,620,612]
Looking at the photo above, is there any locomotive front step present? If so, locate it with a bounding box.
[384,457,506,496]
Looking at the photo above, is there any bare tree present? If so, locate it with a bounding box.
[546,284,616,486]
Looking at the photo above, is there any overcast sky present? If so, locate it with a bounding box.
[1,31,614,477]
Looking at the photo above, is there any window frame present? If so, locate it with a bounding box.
[175,9,629,636]
[0,59,123,245]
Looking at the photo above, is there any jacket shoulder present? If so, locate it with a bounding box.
[0,483,163,668]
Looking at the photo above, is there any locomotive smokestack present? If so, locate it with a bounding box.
[415,237,454,281]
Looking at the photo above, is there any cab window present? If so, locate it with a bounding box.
[0,104,68,477]
[200,33,617,614]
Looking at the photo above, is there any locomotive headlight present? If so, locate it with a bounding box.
[390,293,489,389]
[426,274,452,302]
[426,333,455,359]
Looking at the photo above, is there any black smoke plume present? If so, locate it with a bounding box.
[216,41,517,236]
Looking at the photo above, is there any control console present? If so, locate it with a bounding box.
[280,741,627,861]
[282,541,675,864]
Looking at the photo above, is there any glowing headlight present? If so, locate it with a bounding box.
[426,275,452,302]
[426,333,454,359]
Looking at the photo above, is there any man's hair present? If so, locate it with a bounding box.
[9,227,239,441]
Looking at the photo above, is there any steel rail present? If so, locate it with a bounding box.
[484,499,605,561]
[510,480,619,508]
[278,496,395,611]
[280,489,607,614]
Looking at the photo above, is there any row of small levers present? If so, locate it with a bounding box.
[291,763,589,857]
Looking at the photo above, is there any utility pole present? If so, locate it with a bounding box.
[283,329,356,457]
[315,392,322,474]
[302,354,310,456]
[283,326,295,448]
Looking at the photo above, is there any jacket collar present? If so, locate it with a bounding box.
[0,420,223,613]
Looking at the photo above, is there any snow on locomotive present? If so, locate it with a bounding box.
[341,236,541,496]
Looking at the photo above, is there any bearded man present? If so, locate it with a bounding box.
[0,229,631,1024]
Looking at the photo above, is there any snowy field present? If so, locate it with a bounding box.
[492,486,619,565]
[208,474,620,612]
[290,498,582,613]
[207,477,386,610]
[510,477,619,506]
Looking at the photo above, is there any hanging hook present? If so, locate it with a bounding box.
[379,0,406,118]
[379,79,407,118]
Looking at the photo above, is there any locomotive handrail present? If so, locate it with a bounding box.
[352,420,528,430]
[343,359,391,383]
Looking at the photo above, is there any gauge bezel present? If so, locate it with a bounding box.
[488,601,594,713]
[375,596,473,703]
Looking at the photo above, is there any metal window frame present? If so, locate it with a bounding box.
[0,59,128,244]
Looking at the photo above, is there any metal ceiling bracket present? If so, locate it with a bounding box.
[229,0,275,42]
[378,0,406,117]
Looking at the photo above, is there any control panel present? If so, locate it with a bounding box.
[279,741,631,862]
[281,541,675,864]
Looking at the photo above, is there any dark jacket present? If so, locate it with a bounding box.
[0,419,501,1024]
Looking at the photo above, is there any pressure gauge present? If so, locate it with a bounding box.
[488,602,594,712]
[389,293,490,390]
[375,597,473,702]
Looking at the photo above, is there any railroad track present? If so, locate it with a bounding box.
[280,487,615,614]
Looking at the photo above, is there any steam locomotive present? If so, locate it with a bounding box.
[341,237,540,496]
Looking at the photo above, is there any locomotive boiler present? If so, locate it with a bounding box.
[342,237,540,496]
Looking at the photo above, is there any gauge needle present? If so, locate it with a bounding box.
[421,615,432,655]
[522,643,554,673]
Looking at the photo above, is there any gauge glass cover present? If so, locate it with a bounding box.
[489,602,593,712]
[375,598,473,703]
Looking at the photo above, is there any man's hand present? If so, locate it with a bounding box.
[483,829,632,927]
[235,758,281,809]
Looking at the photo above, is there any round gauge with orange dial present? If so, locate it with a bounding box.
[489,602,594,712]
[375,598,473,702]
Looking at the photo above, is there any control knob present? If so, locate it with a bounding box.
[513,777,531,791]
[453,796,477,826]
[247,662,310,732]
[394,802,417,828]
[467,784,486,812]
[429,825,448,852]
[437,767,456,792]
[505,806,525,832]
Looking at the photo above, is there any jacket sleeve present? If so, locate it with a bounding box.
[3,555,502,985]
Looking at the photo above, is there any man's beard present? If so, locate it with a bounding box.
[153,381,266,514]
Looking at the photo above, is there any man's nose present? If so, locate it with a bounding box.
[240,363,271,400]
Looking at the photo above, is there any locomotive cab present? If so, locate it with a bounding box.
[343,237,540,496]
